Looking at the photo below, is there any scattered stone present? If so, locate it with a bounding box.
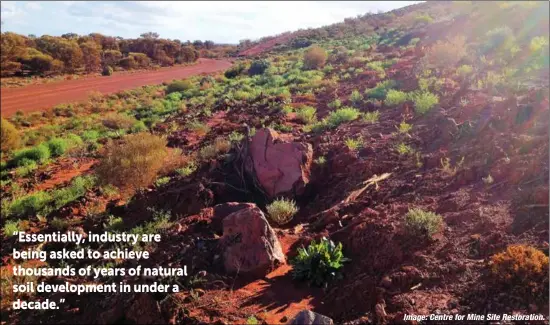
[287,310,333,325]
[381,276,392,289]
[374,301,387,324]
[221,204,285,275]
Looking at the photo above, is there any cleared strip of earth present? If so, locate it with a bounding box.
[0,58,232,116]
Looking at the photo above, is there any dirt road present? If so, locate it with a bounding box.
[0,58,232,116]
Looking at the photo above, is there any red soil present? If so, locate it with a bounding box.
[0,58,232,117]
[239,34,293,56]
[34,160,96,192]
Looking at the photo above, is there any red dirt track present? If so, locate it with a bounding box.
[0,58,232,116]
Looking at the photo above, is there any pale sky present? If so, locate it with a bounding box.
[0,1,420,44]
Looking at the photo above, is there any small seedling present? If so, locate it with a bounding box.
[396,121,412,133]
[344,137,363,151]
[314,156,327,165]
[362,111,380,124]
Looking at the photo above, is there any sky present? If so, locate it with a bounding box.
[0,1,419,44]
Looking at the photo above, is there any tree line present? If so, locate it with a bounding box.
[0,31,236,77]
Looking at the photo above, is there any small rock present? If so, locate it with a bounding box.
[287,310,333,325]
[375,301,387,324]
[381,276,392,288]
[221,204,285,275]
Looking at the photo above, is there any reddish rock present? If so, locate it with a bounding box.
[247,128,312,199]
[220,204,285,275]
[211,202,256,233]
[287,310,333,325]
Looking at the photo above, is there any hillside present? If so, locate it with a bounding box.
[1,1,549,324]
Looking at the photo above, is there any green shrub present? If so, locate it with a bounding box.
[410,91,439,115]
[102,113,138,130]
[484,26,515,53]
[228,131,244,143]
[51,217,69,231]
[290,38,312,49]
[199,138,231,161]
[224,63,246,78]
[362,111,380,124]
[99,184,119,198]
[104,215,124,232]
[295,106,317,124]
[344,137,363,151]
[1,118,20,152]
[291,237,350,287]
[8,191,52,217]
[327,99,342,109]
[309,120,328,133]
[404,208,443,238]
[303,46,327,70]
[166,80,193,94]
[326,107,360,128]
[266,198,298,225]
[52,175,96,210]
[3,220,20,236]
[95,133,168,189]
[365,80,397,100]
[529,36,549,54]
[102,65,113,76]
[187,121,210,136]
[415,13,433,24]
[456,65,473,78]
[385,89,408,106]
[154,176,171,187]
[15,159,38,177]
[81,130,100,142]
[366,61,386,77]
[248,59,270,76]
[176,161,198,177]
[409,38,420,46]
[46,138,69,157]
[350,90,362,106]
[395,142,414,155]
[397,121,412,133]
[314,156,326,165]
[12,144,51,166]
[130,121,148,133]
[246,316,259,325]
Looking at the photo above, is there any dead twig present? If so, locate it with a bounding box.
[313,173,392,229]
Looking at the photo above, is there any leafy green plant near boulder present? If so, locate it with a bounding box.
[291,237,350,287]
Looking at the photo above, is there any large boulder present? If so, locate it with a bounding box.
[220,204,285,275]
[287,310,333,325]
[246,128,313,199]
